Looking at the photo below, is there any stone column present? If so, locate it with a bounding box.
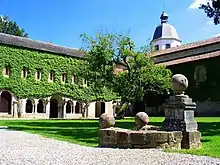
[13,101,18,118]
[63,102,67,119]
[163,74,202,149]
[72,101,76,114]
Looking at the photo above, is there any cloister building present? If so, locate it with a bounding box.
[0,33,115,119]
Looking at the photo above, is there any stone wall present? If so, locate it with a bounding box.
[99,127,183,149]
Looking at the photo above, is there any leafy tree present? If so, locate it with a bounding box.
[0,15,28,37]
[81,32,171,112]
[200,0,220,25]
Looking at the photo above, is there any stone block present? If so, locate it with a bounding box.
[181,131,202,149]
[130,131,145,145]
[116,129,131,148]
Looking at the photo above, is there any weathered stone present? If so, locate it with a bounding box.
[99,127,183,149]
[99,113,115,128]
[135,112,149,127]
[136,125,160,131]
[181,131,202,149]
[170,74,188,95]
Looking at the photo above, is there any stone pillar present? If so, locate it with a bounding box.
[163,74,202,149]
[72,101,76,114]
[13,101,18,118]
[63,102,67,119]
[34,101,38,114]
[45,100,50,118]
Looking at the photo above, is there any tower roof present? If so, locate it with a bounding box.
[152,11,181,42]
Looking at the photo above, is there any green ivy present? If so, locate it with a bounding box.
[0,44,118,101]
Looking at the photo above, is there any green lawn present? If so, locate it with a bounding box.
[0,117,219,158]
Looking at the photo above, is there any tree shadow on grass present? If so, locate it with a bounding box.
[5,120,220,147]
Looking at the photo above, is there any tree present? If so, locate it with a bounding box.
[0,15,28,37]
[81,32,171,113]
[200,0,220,25]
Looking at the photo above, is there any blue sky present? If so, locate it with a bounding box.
[0,0,219,48]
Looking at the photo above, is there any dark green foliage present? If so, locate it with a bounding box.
[0,44,117,101]
[200,0,220,25]
[0,16,28,37]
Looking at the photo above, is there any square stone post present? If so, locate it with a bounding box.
[163,74,202,149]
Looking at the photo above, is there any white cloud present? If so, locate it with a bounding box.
[206,20,213,25]
[188,0,210,9]
[213,33,220,37]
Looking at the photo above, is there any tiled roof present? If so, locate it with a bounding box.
[151,36,220,57]
[0,33,84,58]
[157,50,220,66]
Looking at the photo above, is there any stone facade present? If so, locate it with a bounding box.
[0,91,115,119]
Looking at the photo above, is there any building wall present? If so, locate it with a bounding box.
[152,39,181,51]
[168,56,220,116]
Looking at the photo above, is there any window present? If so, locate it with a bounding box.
[165,44,171,49]
[4,66,11,77]
[74,76,78,84]
[36,70,41,80]
[61,73,67,83]
[154,45,159,51]
[83,78,87,86]
[49,71,54,82]
[194,65,207,82]
[22,68,28,79]
[72,76,75,84]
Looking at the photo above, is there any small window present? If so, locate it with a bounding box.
[4,66,11,77]
[74,76,78,84]
[83,78,87,86]
[22,68,28,79]
[72,76,75,84]
[36,70,41,80]
[49,71,54,82]
[61,73,67,83]
[154,45,159,51]
[165,44,171,49]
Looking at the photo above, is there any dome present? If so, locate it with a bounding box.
[152,12,181,42]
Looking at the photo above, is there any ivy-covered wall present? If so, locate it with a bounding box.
[0,44,117,101]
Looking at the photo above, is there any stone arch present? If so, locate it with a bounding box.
[37,99,44,113]
[194,65,207,82]
[75,102,82,114]
[0,91,12,114]
[50,99,58,118]
[66,100,73,114]
[95,101,105,117]
[26,99,33,113]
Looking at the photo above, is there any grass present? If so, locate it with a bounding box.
[0,117,219,158]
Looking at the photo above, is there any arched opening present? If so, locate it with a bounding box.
[66,101,72,114]
[95,102,105,117]
[26,99,33,113]
[50,99,58,118]
[37,99,44,113]
[75,102,81,114]
[0,91,12,114]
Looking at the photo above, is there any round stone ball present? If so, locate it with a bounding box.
[135,112,149,127]
[170,74,188,94]
[99,113,115,128]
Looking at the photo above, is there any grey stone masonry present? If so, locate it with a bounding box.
[163,74,202,149]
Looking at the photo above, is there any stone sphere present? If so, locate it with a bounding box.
[135,112,149,127]
[99,113,115,128]
[170,74,188,94]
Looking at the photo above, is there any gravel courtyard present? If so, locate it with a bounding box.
[0,129,219,165]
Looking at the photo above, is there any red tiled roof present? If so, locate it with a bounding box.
[151,36,220,57]
[157,50,220,66]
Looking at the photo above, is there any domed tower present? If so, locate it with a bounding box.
[151,11,181,51]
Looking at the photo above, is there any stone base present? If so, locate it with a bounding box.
[181,131,202,149]
[99,127,183,149]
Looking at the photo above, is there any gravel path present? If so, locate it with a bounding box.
[0,129,219,165]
